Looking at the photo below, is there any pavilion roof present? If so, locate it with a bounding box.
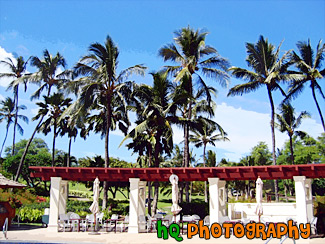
[0,173,26,189]
[29,164,325,182]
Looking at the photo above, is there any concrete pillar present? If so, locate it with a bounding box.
[305,178,313,222]
[48,177,62,231]
[208,178,226,225]
[58,180,68,215]
[138,181,146,217]
[128,178,140,233]
[294,176,308,224]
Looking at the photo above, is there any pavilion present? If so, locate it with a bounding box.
[30,164,325,233]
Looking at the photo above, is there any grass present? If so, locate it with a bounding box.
[67,182,205,215]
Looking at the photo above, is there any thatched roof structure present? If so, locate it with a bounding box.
[0,173,26,189]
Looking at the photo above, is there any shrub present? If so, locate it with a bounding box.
[18,206,43,223]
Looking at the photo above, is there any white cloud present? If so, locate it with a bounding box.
[0,46,16,87]
[212,102,323,161]
[173,102,323,162]
[0,94,5,101]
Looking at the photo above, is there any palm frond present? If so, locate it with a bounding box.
[227,80,262,96]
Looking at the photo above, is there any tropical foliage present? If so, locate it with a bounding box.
[0,28,324,220]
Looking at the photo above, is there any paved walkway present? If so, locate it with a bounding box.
[1,227,324,244]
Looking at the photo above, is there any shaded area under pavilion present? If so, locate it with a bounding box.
[30,164,325,233]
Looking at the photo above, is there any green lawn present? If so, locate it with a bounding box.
[68,182,205,215]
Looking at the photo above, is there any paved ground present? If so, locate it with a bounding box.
[1,225,324,244]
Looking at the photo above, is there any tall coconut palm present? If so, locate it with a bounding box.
[121,72,174,214]
[275,102,310,164]
[34,93,72,166]
[159,26,230,202]
[29,50,68,99]
[172,79,217,201]
[227,35,297,202]
[67,35,146,209]
[0,56,30,155]
[0,97,28,157]
[287,40,325,131]
[189,121,229,202]
[15,50,68,181]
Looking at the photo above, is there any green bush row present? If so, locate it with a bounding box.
[69,190,91,199]
[18,207,43,223]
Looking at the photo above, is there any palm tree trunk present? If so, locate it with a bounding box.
[15,88,52,181]
[0,125,10,157]
[311,82,325,131]
[289,134,295,165]
[52,119,57,167]
[267,86,279,202]
[12,86,19,156]
[103,99,112,210]
[67,137,72,167]
[152,131,162,215]
[184,102,192,203]
[147,146,152,216]
[15,115,45,181]
[151,181,159,215]
[203,144,208,203]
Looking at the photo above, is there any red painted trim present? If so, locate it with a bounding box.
[29,164,325,182]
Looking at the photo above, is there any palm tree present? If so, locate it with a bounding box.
[15,50,68,181]
[121,72,174,214]
[159,26,230,202]
[275,102,310,164]
[189,121,229,202]
[34,93,72,166]
[287,39,325,131]
[227,35,296,202]
[0,97,28,157]
[205,150,217,167]
[0,56,30,155]
[68,35,146,209]
[59,116,82,167]
[29,49,68,99]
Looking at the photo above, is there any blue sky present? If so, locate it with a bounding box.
[0,0,324,164]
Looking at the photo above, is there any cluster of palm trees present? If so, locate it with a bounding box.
[0,27,324,210]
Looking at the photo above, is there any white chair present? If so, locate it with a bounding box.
[138,215,148,232]
[203,215,210,225]
[175,214,181,223]
[96,212,104,228]
[104,214,119,232]
[85,214,95,231]
[58,214,72,232]
[118,215,129,232]
[69,213,81,232]
[67,212,74,219]
[154,213,163,219]
[240,217,251,226]
[147,214,155,232]
[219,215,231,224]
[182,215,193,222]
[163,215,173,227]
[310,217,318,235]
[260,216,270,224]
[192,214,200,223]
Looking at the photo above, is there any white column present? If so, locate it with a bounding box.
[208,178,226,225]
[59,180,68,215]
[128,178,140,233]
[219,180,227,218]
[138,181,146,217]
[294,176,308,224]
[305,178,313,222]
[48,177,62,231]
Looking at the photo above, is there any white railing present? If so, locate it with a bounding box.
[2,217,8,239]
